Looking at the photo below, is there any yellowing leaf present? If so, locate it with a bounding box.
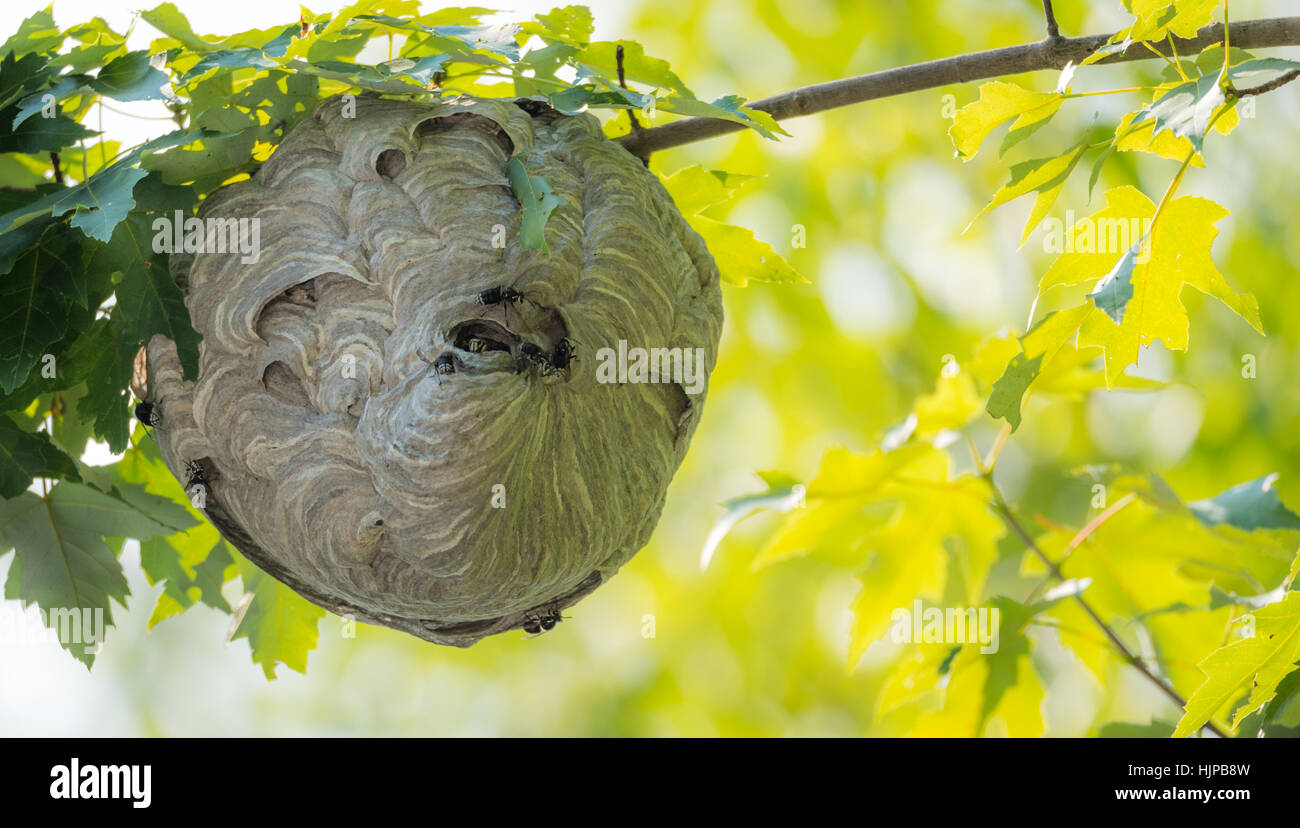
[1125,0,1222,42]
[229,555,325,680]
[874,643,955,721]
[910,645,1045,737]
[970,145,1087,245]
[950,82,1064,160]
[913,368,982,435]
[661,165,758,216]
[968,331,1022,386]
[849,481,1003,667]
[1114,103,1236,166]
[751,499,880,570]
[1039,186,1261,386]
[699,480,808,570]
[1174,592,1300,737]
[689,216,804,286]
[808,443,943,498]
[850,508,948,667]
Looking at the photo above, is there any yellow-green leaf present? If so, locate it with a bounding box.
[1039,186,1261,386]
[1174,591,1300,737]
[688,216,804,286]
[950,81,1064,160]
[970,144,1087,246]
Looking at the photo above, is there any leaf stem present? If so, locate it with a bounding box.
[1164,34,1190,81]
[1225,1,1232,57]
[1141,40,1182,75]
[1065,86,1160,98]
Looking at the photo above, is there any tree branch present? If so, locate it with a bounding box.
[987,486,1229,739]
[1042,0,1062,41]
[1237,66,1300,96]
[618,15,1300,157]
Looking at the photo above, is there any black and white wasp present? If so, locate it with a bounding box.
[522,605,565,638]
[475,286,527,308]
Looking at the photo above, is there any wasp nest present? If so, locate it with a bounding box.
[141,95,722,646]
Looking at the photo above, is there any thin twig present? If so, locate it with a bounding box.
[1024,492,1137,604]
[617,15,1300,156]
[1237,67,1300,96]
[986,481,1228,738]
[616,44,642,133]
[1042,0,1062,41]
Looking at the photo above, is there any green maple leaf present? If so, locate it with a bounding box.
[89,50,170,102]
[658,94,788,140]
[1235,666,1300,737]
[0,7,65,58]
[0,222,80,394]
[1086,240,1143,323]
[1129,69,1227,154]
[12,74,94,129]
[0,481,180,667]
[55,19,128,75]
[0,129,202,241]
[574,40,690,96]
[112,447,234,625]
[91,212,202,380]
[0,316,112,413]
[0,106,97,154]
[73,318,138,453]
[141,537,233,625]
[1189,474,1300,532]
[228,556,325,680]
[0,50,52,110]
[0,417,81,498]
[524,6,595,46]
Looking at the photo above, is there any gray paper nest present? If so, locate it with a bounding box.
[140,95,723,646]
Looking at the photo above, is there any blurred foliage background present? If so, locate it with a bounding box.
[2,0,1298,736]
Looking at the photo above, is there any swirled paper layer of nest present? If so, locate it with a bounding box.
[142,95,722,646]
